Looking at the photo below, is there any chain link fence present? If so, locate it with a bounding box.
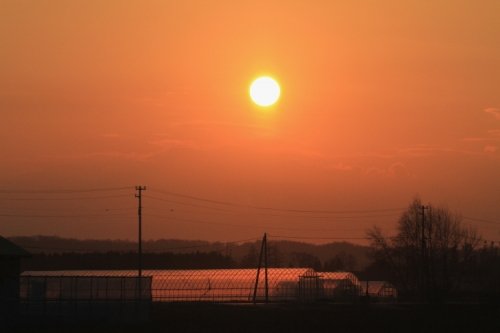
[19,269,395,303]
[18,275,152,321]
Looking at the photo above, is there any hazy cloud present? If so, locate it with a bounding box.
[484,145,497,153]
[148,138,200,151]
[484,107,500,120]
[389,162,411,177]
[462,137,490,142]
[364,167,386,176]
[46,150,161,162]
[396,145,475,157]
[101,133,121,138]
[488,129,500,137]
[329,163,354,171]
[168,120,274,135]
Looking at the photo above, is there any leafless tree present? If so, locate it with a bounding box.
[367,198,481,302]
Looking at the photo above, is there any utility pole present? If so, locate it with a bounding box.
[135,186,146,277]
[253,233,268,304]
[264,233,269,303]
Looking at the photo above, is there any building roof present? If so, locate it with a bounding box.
[0,236,31,257]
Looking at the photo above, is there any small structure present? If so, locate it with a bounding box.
[297,269,322,301]
[360,280,397,301]
[318,272,362,300]
[0,236,31,313]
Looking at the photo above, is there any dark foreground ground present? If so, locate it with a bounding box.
[5,302,500,333]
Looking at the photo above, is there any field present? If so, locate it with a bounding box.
[5,302,500,333]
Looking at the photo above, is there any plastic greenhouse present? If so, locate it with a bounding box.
[21,269,365,303]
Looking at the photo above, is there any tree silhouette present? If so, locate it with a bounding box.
[323,251,357,272]
[367,198,481,302]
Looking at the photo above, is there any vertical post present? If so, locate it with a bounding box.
[135,186,146,277]
[264,233,269,303]
[253,233,266,304]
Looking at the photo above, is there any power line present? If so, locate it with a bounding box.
[0,186,132,194]
[145,195,401,220]
[148,199,401,219]
[148,188,405,215]
[0,207,135,212]
[268,234,371,241]
[463,216,500,225]
[144,195,236,212]
[0,213,132,218]
[144,213,391,233]
[144,213,254,228]
[0,194,131,201]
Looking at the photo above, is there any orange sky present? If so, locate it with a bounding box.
[1,0,499,243]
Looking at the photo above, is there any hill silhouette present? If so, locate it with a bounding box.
[9,235,371,270]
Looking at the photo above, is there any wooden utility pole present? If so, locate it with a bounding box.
[253,233,269,303]
[136,186,146,277]
[264,233,269,303]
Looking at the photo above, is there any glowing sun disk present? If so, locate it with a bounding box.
[249,76,280,107]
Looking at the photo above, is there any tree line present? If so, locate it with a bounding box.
[14,197,500,303]
[367,198,500,303]
[20,249,359,272]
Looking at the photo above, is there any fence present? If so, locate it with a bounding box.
[18,275,152,320]
[19,269,389,303]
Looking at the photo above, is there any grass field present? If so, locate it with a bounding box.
[5,302,500,333]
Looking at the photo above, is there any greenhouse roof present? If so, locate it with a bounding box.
[22,268,316,279]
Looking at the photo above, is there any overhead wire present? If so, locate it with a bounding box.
[145,196,402,220]
[144,195,236,212]
[148,188,405,215]
[0,213,133,218]
[2,186,497,242]
[268,234,372,241]
[0,194,132,201]
[144,213,393,233]
[0,186,133,194]
[463,216,500,225]
[0,206,135,212]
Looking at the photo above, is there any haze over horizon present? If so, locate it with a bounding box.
[1,1,499,243]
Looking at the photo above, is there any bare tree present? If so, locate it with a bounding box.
[367,198,481,302]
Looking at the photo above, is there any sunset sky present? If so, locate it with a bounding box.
[1,1,499,243]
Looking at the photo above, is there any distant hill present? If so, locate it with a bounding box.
[8,235,372,270]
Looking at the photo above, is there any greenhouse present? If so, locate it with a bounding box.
[318,272,362,299]
[21,269,365,303]
[360,281,398,300]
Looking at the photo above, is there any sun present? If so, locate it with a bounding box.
[249,76,280,107]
